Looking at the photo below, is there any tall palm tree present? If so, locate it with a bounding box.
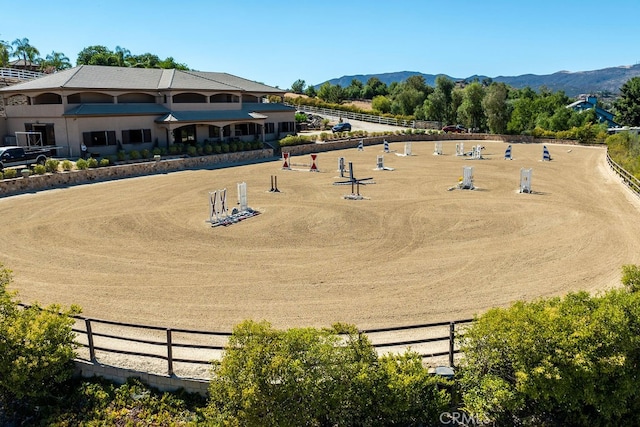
[11,37,40,67]
[41,51,72,73]
[114,46,131,67]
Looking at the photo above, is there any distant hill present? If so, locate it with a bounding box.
[320,64,640,97]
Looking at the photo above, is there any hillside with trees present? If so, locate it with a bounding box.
[321,64,640,98]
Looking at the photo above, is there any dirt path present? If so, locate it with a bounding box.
[2,141,639,334]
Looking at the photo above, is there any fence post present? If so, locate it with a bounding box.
[166,329,174,376]
[448,322,455,368]
[85,318,96,362]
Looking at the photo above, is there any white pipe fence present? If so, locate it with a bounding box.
[0,67,45,81]
[286,102,441,130]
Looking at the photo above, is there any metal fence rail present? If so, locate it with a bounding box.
[69,315,474,377]
[16,303,473,378]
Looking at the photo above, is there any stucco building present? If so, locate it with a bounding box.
[0,65,294,157]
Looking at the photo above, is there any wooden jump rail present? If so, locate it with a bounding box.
[607,151,640,198]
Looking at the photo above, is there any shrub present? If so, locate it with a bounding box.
[0,171,3,180]
[3,169,17,179]
[204,144,213,154]
[32,164,46,175]
[75,158,88,170]
[622,264,640,292]
[152,147,162,156]
[87,157,99,168]
[141,149,150,159]
[61,160,73,171]
[0,265,80,419]
[221,143,229,153]
[279,135,314,147]
[206,321,450,425]
[45,158,59,173]
[459,289,640,425]
[186,145,197,156]
[229,142,238,152]
[214,144,222,154]
[129,150,140,160]
[252,140,262,150]
[116,150,126,161]
[99,158,110,167]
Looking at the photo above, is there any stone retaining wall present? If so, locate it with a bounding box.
[0,149,275,197]
[74,360,209,396]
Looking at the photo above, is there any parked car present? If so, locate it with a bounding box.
[442,124,467,133]
[332,122,352,133]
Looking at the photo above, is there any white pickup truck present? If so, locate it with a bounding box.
[0,146,51,170]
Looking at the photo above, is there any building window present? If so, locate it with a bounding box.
[264,123,275,134]
[174,125,196,143]
[83,131,116,147]
[235,123,256,136]
[278,122,295,133]
[208,125,220,138]
[122,129,152,144]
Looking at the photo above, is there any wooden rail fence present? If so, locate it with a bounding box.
[607,151,640,198]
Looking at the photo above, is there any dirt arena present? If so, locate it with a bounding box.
[2,140,640,332]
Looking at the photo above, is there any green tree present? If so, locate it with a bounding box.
[362,76,387,99]
[614,77,640,126]
[304,84,317,97]
[483,82,510,134]
[424,76,455,123]
[371,95,392,114]
[157,56,189,70]
[290,78,305,94]
[113,45,131,67]
[207,320,450,426]
[317,82,345,104]
[0,265,80,418]
[457,82,485,131]
[11,37,39,65]
[459,289,640,426]
[76,45,116,66]
[345,78,364,99]
[0,38,11,67]
[40,51,72,72]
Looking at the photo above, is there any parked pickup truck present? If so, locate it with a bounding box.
[0,146,50,170]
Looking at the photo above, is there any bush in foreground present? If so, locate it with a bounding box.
[459,288,640,426]
[206,320,450,426]
[0,265,80,422]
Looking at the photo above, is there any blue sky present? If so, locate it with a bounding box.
[2,0,639,90]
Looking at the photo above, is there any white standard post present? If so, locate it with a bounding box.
[404,142,412,156]
[434,141,442,155]
[456,142,464,156]
[338,157,346,177]
[237,182,248,211]
[376,155,384,170]
[462,166,474,189]
[520,168,532,193]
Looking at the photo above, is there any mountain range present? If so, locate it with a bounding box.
[321,64,640,97]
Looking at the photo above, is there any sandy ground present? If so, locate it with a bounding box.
[2,140,639,335]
